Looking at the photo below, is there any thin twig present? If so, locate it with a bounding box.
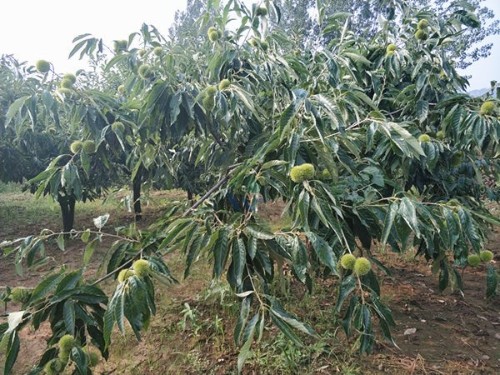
[182,163,242,217]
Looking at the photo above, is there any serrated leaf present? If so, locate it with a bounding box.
[245,224,274,240]
[305,232,337,274]
[63,300,76,333]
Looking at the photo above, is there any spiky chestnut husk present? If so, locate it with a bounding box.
[436,130,445,140]
[10,287,31,304]
[202,96,215,111]
[386,44,397,53]
[87,349,100,367]
[479,250,494,262]
[256,6,268,16]
[117,85,125,94]
[56,88,72,96]
[289,163,315,183]
[117,269,135,282]
[43,358,65,375]
[153,46,163,56]
[111,121,125,133]
[386,51,395,57]
[480,101,495,115]
[205,85,217,97]
[63,73,76,84]
[70,140,83,154]
[415,30,428,41]
[58,335,75,360]
[208,27,220,42]
[340,254,357,270]
[319,168,332,180]
[82,140,96,154]
[138,49,147,57]
[353,257,371,276]
[36,60,51,73]
[133,259,151,278]
[418,19,429,29]
[138,64,154,79]
[218,79,231,91]
[60,79,73,89]
[418,134,431,143]
[467,254,481,267]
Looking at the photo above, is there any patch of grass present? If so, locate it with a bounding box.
[0,181,24,194]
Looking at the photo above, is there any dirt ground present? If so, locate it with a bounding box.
[0,195,499,374]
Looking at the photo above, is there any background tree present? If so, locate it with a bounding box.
[0,55,62,184]
[271,0,499,69]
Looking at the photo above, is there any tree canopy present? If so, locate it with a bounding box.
[0,0,499,374]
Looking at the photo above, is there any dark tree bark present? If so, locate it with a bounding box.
[133,166,144,221]
[58,193,76,233]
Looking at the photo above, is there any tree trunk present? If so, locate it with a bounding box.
[133,167,143,221]
[58,194,76,233]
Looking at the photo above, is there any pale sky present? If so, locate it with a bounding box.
[0,0,187,72]
[0,0,498,90]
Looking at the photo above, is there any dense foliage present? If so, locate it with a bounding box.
[1,0,499,373]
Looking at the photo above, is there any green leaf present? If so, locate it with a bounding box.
[29,272,64,303]
[468,209,500,226]
[214,228,230,279]
[56,234,65,251]
[279,89,307,133]
[336,274,356,313]
[55,270,82,294]
[234,297,251,345]
[416,100,429,124]
[5,95,30,127]
[341,295,358,336]
[398,197,420,238]
[381,202,398,246]
[305,232,337,274]
[83,239,97,266]
[63,299,76,333]
[80,229,91,243]
[70,346,89,375]
[237,312,258,374]
[4,331,20,375]
[232,238,246,287]
[358,305,374,354]
[270,300,316,337]
[245,224,274,240]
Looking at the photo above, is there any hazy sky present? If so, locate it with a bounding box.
[0,0,498,90]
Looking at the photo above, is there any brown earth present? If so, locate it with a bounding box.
[0,195,498,374]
